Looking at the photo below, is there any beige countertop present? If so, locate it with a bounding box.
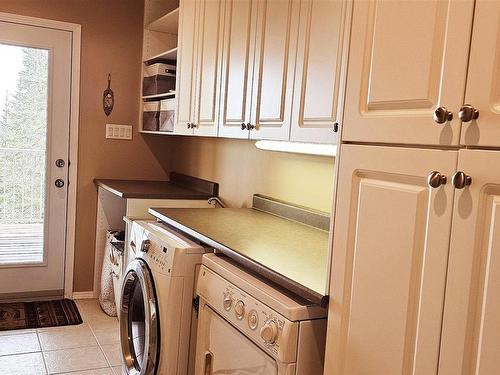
[149,207,329,301]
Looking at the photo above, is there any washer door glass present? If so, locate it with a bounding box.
[120,259,159,375]
[197,304,278,374]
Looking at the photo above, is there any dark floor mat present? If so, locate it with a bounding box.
[0,298,82,331]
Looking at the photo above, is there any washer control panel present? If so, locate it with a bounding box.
[197,265,299,363]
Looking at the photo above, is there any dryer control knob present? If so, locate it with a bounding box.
[223,296,233,311]
[235,300,245,319]
[260,321,278,344]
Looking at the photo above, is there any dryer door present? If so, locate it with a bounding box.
[120,259,159,375]
[195,303,281,375]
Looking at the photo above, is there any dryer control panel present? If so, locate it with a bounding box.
[197,265,300,364]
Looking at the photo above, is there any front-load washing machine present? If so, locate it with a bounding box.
[120,220,207,375]
[195,253,328,375]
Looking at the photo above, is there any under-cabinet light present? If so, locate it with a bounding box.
[255,140,337,157]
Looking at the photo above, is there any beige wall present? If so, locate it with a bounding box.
[161,136,335,213]
[0,0,170,292]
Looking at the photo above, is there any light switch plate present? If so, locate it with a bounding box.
[106,124,132,140]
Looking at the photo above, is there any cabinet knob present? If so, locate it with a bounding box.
[241,123,247,130]
[247,123,255,130]
[187,122,191,129]
[333,122,339,133]
[458,104,479,122]
[433,106,453,124]
[192,123,198,129]
[427,171,447,188]
[452,171,472,189]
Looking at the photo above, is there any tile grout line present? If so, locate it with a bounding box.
[35,331,49,375]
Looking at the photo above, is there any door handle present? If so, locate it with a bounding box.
[427,171,447,188]
[204,351,213,375]
[452,171,472,189]
[433,106,453,124]
[458,104,479,122]
[54,179,65,188]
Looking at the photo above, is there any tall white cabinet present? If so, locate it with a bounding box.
[439,150,500,375]
[326,1,500,375]
[328,145,457,375]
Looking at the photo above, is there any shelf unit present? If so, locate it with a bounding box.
[142,91,176,101]
[147,7,179,34]
[140,0,180,134]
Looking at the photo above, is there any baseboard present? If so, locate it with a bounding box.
[0,289,63,303]
[72,291,96,299]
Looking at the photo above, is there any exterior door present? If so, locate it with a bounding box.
[460,0,500,147]
[195,302,278,375]
[325,144,457,375]
[439,150,500,375]
[249,0,300,141]
[290,0,350,144]
[342,0,474,146]
[192,0,225,137]
[0,21,72,296]
[175,0,197,135]
[218,0,257,140]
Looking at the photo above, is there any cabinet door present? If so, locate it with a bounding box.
[439,150,500,375]
[218,0,258,139]
[175,0,197,135]
[325,144,457,375]
[192,0,225,137]
[248,0,300,141]
[290,0,350,144]
[460,1,500,147]
[342,0,474,146]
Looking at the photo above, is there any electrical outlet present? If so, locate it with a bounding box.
[106,124,132,140]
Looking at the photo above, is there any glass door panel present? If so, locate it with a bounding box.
[0,44,49,265]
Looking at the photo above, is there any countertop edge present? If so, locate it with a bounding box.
[94,179,214,200]
[148,207,328,306]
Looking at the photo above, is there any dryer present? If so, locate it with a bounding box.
[195,253,328,375]
[120,220,207,375]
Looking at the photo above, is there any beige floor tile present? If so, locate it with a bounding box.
[112,365,124,375]
[101,343,122,367]
[92,325,120,346]
[58,368,113,375]
[0,332,40,356]
[43,346,108,374]
[0,352,46,374]
[87,316,119,331]
[38,324,98,351]
[0,328,36,336]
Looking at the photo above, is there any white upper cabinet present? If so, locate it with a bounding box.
[342,0,474,146]
[191,0,224,137]
[290,0,350,144]
[460,1,500,147]
[439,150,500,375]
[218,0,257,139]
[175,0,196,135]
[248,0,300,141]
[325,144,457,375]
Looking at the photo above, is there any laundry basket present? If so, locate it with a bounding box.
[99,230,124,316]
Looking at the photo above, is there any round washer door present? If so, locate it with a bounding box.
[120,259,159,375]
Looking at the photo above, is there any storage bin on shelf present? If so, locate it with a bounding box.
[142,98,176,132]
[143,62,176,96]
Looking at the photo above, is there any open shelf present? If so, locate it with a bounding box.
[142,92,176,100]
[147,7,179,34]
[144,47,178,64]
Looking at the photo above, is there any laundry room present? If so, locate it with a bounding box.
[0,0,497,374]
